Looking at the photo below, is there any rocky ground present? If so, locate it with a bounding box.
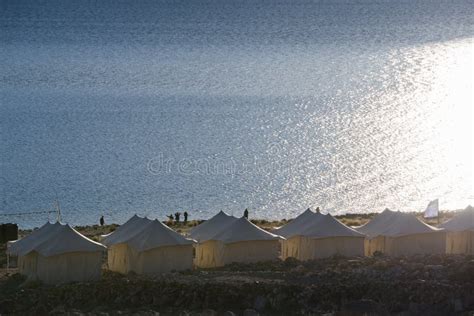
[0,211,464,315]
[0,254,473,315]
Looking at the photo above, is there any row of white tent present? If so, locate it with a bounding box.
[6,206,473,284]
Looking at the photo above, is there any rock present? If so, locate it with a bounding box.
[34,303,50,315]
[50,305,66,314]
[65,311,86,316]
[269,292,287,309]
[373,261,389,270]
[453,298,463,312]
[92,306,109,313]
[425,265,444,271]
[243,309,259,316]
[408,262,424,271]
[462,293,474,310]
[253,295,267,311]
[340,299,387,315]
[68,312,86,316]
[201,309,217,316]
[135,312,159,316]
[283,257,299,268]
[408,303,440,315]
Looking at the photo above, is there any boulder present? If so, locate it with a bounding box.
[243,309,259,316]
[253,296,267,311]
[200,309,216,316]
[340,299,388,316]
[453,298,463,312]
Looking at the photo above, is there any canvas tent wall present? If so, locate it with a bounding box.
[105,218,195,275]
[281,214,365,260]
[357,211,446,256]
[195,217,283,268]
[439,206,473,254]
[7,222,105,284]
[189,210,238,242]
[357,209,398,256]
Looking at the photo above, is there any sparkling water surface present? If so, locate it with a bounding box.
[1,0,473,228]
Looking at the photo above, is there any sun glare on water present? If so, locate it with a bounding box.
[389,38,473,211]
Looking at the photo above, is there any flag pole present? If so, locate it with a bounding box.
[55,199,62,222]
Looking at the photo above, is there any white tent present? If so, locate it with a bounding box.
[102,214,150,245]
[7,222,53,256]
[194,217,283,268]
[7,222,105,284]
[282,214,365,260]
[439,206,473,254]
[272,208,323,238]
[189,210,238,242]
[357,211,446,256]
[105,218,195,275]
[357,209,398,236]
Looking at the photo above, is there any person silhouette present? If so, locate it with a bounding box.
[175,212,181,223]
[244,208,249,219]
[184,211,189,223]
[99,215,104,226]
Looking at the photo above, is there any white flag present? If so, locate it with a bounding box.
[424,199,439,218]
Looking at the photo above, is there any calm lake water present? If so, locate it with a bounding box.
[1,0,473,228]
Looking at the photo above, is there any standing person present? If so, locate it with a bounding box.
[175,212,181,223]
[167,214,174,222]
[184,211,189,223]
[244,208,249,219]
[99,215,105,226]
[315,207,320,213]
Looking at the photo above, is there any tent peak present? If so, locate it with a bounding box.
[217,210,232,217]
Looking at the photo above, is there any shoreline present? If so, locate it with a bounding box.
[3,208,466,232]
[13,210,459,237]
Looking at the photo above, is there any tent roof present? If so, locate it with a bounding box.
[272,208,324,238]
[207,217,283,244]
[123,219,195,252]
[439,206,474,232]
[189,210,238,242]
[358,211,443,238]
[356,208,398,235]
[8,222,105,257]
[102,214,151,246]
[7,222,52,256]
[297,214,365,239]
[103,215,195,251]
